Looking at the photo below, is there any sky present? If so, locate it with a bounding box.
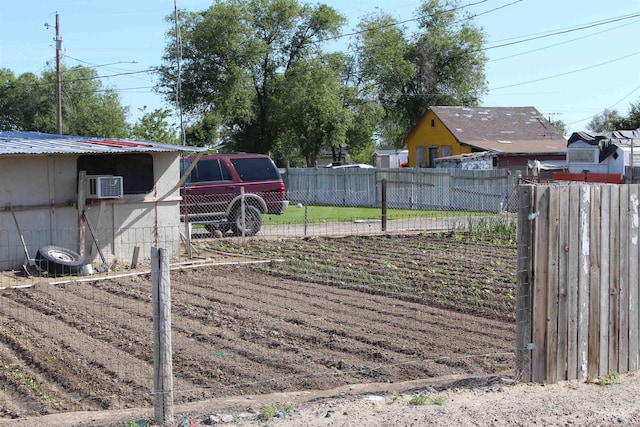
[1,0,639,136]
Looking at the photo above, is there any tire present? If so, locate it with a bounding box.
[204,224,218,234]
[230,205,262,236]
[35,245,85,277]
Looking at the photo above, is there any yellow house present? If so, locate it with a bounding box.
[404,106,566,169]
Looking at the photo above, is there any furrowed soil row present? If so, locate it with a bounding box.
[173,267,512,355]
[212,236,517,320]
[171,268,513,380]
[0,234,517,419]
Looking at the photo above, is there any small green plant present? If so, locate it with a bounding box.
[283,402,295,413]
[0,360,58,404]
[431,395,447,405]
[389,393,401,404]
[409,393,447,406]
[599,372,621,386]
[260,404,277,420]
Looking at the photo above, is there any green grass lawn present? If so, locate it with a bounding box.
[263,204,484,225]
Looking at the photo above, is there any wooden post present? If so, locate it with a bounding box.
[303,205,308,236]
[381,179,387,232]
[152,247,173,425]
[532,186,550,382]
[183,181,192,260]
[131,246,140,269]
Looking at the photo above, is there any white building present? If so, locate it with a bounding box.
[374,149,408,168]
[564,130,640,180]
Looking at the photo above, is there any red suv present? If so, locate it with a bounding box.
[180,153,287,236]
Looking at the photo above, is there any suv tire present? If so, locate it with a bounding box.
[231,205,262,236]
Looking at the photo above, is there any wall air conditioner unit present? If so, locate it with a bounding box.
[86,175,124,199]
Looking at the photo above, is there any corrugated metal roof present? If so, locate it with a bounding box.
[0,131,207,155]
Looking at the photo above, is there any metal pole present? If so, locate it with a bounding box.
[381,179,387,232]
[55,13,63,134]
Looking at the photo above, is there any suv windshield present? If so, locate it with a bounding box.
[230,158,281,182]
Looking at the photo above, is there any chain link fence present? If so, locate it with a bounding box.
[0,174,521,424]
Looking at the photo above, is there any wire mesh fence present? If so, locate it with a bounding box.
[0,177,520,423]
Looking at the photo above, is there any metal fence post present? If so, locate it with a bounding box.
[240,186,246,238]
[381,179,387,232]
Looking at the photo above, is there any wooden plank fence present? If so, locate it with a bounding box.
[282,167,515,212]
[517,183,640,383]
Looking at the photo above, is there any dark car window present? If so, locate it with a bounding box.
[182,159,232,183]
[196,159,231,182]
[231,158,280,181]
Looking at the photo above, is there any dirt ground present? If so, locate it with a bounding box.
[4,234,631,426]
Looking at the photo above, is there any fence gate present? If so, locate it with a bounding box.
[516,183,640,383]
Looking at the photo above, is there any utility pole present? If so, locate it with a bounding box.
[174,0,185,145]
[55,13,63,134]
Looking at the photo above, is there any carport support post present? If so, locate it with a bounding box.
[152,247,174,425]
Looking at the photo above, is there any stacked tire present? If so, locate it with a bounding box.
[35,245,84,277]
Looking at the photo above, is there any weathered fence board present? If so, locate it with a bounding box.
[619,185,630,373]
[587,185,601,378]
[599,185,611,376]
[566,186,580,380]
[629,185,639,371]
[546,186,560,384]
[577,187,590,380]
[532,187,549,382]
[557,185,570,380]
[610,186,621,374]
[517,183,640,383]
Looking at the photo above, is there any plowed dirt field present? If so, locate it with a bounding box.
[0,234,517,424]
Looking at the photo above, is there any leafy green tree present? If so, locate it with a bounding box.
[613,101,640,130]
[53,66,129,137]
[354,0,488,147]
[158,0,346,159]
[131,106,180,144]
[184,112,221,149]
[551,119,567,136]
[273,58,351,166]
[0,65,129,137]
[587,108,624,132]
[0,69,53,131]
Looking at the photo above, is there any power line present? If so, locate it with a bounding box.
[317,0,489,43]
[483,10,640,51]
[566,84,640,126]
[490,50,640,91]
[489,18,640,62]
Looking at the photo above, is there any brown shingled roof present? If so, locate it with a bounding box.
[430,106,567,154]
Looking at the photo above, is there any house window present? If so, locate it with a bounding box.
[431,119,435,127]
[441,145,452,157]
[78,153,154,194]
